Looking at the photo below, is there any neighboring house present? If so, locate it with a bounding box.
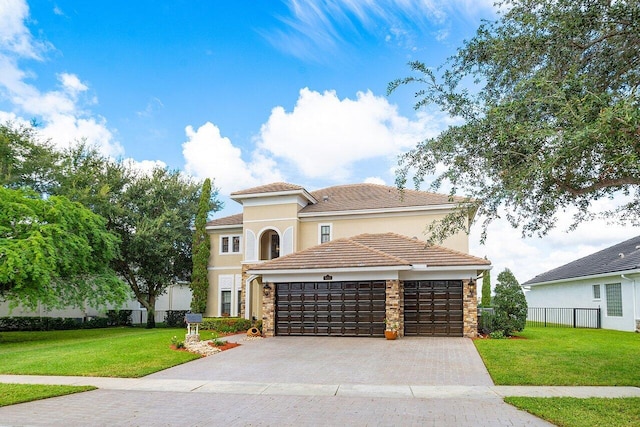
[205,182,490,338]
[523,235,640,332]
[0,284,192,325]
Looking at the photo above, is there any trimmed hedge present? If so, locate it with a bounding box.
[0,316,109,331]
[0,310,132,331]
[201,317,252,333]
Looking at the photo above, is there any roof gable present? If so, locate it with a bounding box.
[206,213,243,228]
[524,235,640,285]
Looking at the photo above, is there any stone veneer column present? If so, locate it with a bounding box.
[463,279,478,338]
[240,263,259,320]
[262,281,275,337]
[385,279,404,337]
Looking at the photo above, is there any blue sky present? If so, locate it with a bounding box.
[0,0,634,285]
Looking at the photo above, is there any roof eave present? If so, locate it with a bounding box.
[525,267,640,286]
[298,203,459,218]
[231,189,317,205]
[248,265,412,275]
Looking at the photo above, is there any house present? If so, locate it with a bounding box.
[0,283,192,325]
[523,235,640,332]
[205,182,490,338]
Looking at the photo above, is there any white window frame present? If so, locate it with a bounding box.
[592,284,601,301]
[605,282,623,317]
[318,223,332,244]
[218,273,242,317]
[219,234,242,255]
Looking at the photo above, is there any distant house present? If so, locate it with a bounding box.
[523,235,640,332]
[0,284,192,325]
[205,182,491,338]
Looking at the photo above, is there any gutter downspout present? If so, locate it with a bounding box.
[621,274,637,332]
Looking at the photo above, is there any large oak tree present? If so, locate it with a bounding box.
[390,0,639,242]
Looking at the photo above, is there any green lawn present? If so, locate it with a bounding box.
[473,327,640,386]
[0,328,200,377]
[0,384,96,407]
[505,397,640,427]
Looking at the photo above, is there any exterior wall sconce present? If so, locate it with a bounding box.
[263,283,271,296]
[323,274,332,281]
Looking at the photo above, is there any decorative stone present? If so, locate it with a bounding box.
[185,334,200,344]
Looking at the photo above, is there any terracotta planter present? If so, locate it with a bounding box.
[385,330,398,340]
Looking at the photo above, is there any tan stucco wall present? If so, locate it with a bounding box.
[298,212,469,253]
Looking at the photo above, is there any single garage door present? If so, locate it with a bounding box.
[404,280,463,337]
[276,281,386,336]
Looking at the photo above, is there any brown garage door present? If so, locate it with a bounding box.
[275,281,386,336]
[404,280,463,337]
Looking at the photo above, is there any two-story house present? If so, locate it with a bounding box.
[205,182,490,338]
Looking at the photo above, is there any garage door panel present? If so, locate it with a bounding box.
[404,280,463,337]
[276,281,385,337]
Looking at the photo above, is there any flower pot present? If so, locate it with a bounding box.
[385,330,398,340]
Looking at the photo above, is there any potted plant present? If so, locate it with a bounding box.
[384,319,399,340]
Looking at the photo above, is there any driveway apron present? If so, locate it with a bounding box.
[0,336,553,426]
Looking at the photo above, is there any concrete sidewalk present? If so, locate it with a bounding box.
[1,374,639,399]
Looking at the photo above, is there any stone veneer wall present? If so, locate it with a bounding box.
[385,279,404,337]
[463,279,478,338]
[262,282,275,337]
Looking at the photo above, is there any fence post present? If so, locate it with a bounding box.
[544,308,547,327]
[597,307,601,329]
[572,308,576,328]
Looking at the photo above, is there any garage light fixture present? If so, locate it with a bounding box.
[263,283,271,296]
[323,274,332,281]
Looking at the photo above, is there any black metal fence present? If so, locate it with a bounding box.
[526,307,601,329]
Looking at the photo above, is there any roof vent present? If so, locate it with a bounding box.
[619,253,625,258]
[323,195,329,202]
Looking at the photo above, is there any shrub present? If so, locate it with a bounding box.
[106,310,132,327]
[492,269,528,336]
[165,310,188,328]
[201,317,252,333]
[489,330,507,339]
[170,335,184,349]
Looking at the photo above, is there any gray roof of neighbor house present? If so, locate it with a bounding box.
[250,233,491,271]
[523,235,640,285]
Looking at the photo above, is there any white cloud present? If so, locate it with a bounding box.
[0,0,122,157]
[256,87,442,181]
[182,122,283,195]
[364,176,386,185]
[266,0,497,59]
[123,158,168,175]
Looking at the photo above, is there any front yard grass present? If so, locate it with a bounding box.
[0,328,200,378]
[0,384,96,407]
[475,327,640,427]
[473,327,640,386]
[504,397,640,427]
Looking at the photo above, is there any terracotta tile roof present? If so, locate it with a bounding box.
[300,183,464,214]
[230,182,305,196]
[250,237,410,271]
[206,213,243,227]
[252,233,490,271]
[351,233,491,267]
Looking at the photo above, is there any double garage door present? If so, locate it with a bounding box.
[275,280,463,337]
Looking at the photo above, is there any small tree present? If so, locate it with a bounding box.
[481,261,491,307]
[493,269,527,336]
[190,178,213,313]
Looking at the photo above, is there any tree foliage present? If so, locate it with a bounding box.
[0,187,128,310]
[190,178,213,313]
[390,0,640,242]
[481,263,492,307]
[493,269,528,336]
[1,124,221,327]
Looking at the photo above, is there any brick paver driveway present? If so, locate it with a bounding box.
[0,336,551,426]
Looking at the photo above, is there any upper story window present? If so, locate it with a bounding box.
[220,235,242,254]
[319,224,332,244]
